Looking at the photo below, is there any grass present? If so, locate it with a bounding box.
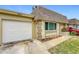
[48,37,79,54]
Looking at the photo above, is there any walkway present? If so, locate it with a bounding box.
[43,35,72,49]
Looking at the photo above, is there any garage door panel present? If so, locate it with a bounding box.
[2,20,32,43]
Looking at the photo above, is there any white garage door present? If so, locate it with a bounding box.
[2,20,32,43]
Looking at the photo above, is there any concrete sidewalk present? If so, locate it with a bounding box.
[43,35,71,49]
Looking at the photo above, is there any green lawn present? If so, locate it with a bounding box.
[48,37,79,54]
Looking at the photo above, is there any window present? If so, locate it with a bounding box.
[45,22,56,30]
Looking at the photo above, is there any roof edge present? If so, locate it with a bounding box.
[0,9,34,18]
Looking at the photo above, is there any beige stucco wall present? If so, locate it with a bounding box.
[0,14,33,45]
[56,23,60,35]
[59,23,65,34]
[40,21,60,39]
[35,21,59,39]
[41,21,45,39]
[59,23,68,35]
[32,21,37,39]
[33,21,59,40]
[45,30,57,36]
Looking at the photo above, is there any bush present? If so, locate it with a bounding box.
[61,27,67,32]
[70,31,76,36]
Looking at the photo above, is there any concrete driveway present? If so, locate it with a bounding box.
[0,40,50,54]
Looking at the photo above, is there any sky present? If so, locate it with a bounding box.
[0,5,79,19]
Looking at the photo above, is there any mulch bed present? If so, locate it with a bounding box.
[40,35,62,42]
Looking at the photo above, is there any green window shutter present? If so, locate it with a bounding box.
[45,22,48,30]
[54,23,56,30]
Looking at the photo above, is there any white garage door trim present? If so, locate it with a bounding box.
[2,20,32,43]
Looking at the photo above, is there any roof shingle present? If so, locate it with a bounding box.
[32,6,68,23]
[69,18,79,25]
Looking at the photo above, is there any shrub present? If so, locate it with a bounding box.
[61,27,67,32]
[70,31,76,36]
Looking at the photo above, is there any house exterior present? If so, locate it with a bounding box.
[0,9,34,44]
[68,19,79,29]
[32,6,68,40]
[0,6,69,45]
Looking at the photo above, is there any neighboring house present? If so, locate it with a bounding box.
[0,6,70,45]
[68,19,79,29]
[32,6,68,40]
